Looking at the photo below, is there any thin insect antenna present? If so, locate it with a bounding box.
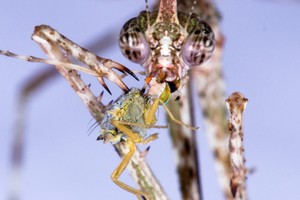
[88,117,95,125]
[145,0,150,28]
[185,0,197,31]
[88,120,101,136]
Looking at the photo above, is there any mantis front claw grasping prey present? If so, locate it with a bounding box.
[0,0,215,199]
[33,25,139,95]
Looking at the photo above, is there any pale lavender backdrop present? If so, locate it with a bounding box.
[1,0,300,200]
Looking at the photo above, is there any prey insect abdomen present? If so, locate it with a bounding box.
[99,88,151,144]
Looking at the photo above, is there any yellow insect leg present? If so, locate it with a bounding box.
[140,133,158,145]
[112,121,143,143]
[145,98,198,130]
[111,121,149,200]
[144,99,160,125]
[114,121,168,129]
[160,99,199,130]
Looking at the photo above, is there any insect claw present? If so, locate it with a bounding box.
[125,69,139,81]
[123,67,139,81]
[112,78,130,94]
[140,146,151,158]
[111,62,139,81]
[145,146,150,152]
[107,100,114,107]
[97,91,104,102]
[98,77,112,95]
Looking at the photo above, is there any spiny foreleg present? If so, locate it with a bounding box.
[33,25,138,94]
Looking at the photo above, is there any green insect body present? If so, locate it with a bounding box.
[0,1,214,199]
[98,88,156,144]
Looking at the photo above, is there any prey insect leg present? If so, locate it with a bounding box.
[110,121,154,200]
[159,99,198,130]
[111,140,148,200]
[145,98,199,131]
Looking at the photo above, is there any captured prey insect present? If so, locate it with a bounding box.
[0,0,214,199]
[119,0,215,99]
[0,25,197,200]
[1,46,198,199]
[98,87,197,199]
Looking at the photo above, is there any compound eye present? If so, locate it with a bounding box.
[181,22,215,67]
[119,23,150,64]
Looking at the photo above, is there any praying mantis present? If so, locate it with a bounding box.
[0,0,219,199]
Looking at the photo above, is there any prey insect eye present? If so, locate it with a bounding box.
[181,21,215,67]
[119,18,150,64]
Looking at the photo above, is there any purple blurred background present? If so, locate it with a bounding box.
[1,0,300,199]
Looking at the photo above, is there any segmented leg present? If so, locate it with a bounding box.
[116,121,168,129]
[145,98,199,131]
[33,25,138,94]
[111,140,147,200]
[159,99,198,130]
[111,121,159,200]
[108,97,197,131]
[0,50,100,76]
